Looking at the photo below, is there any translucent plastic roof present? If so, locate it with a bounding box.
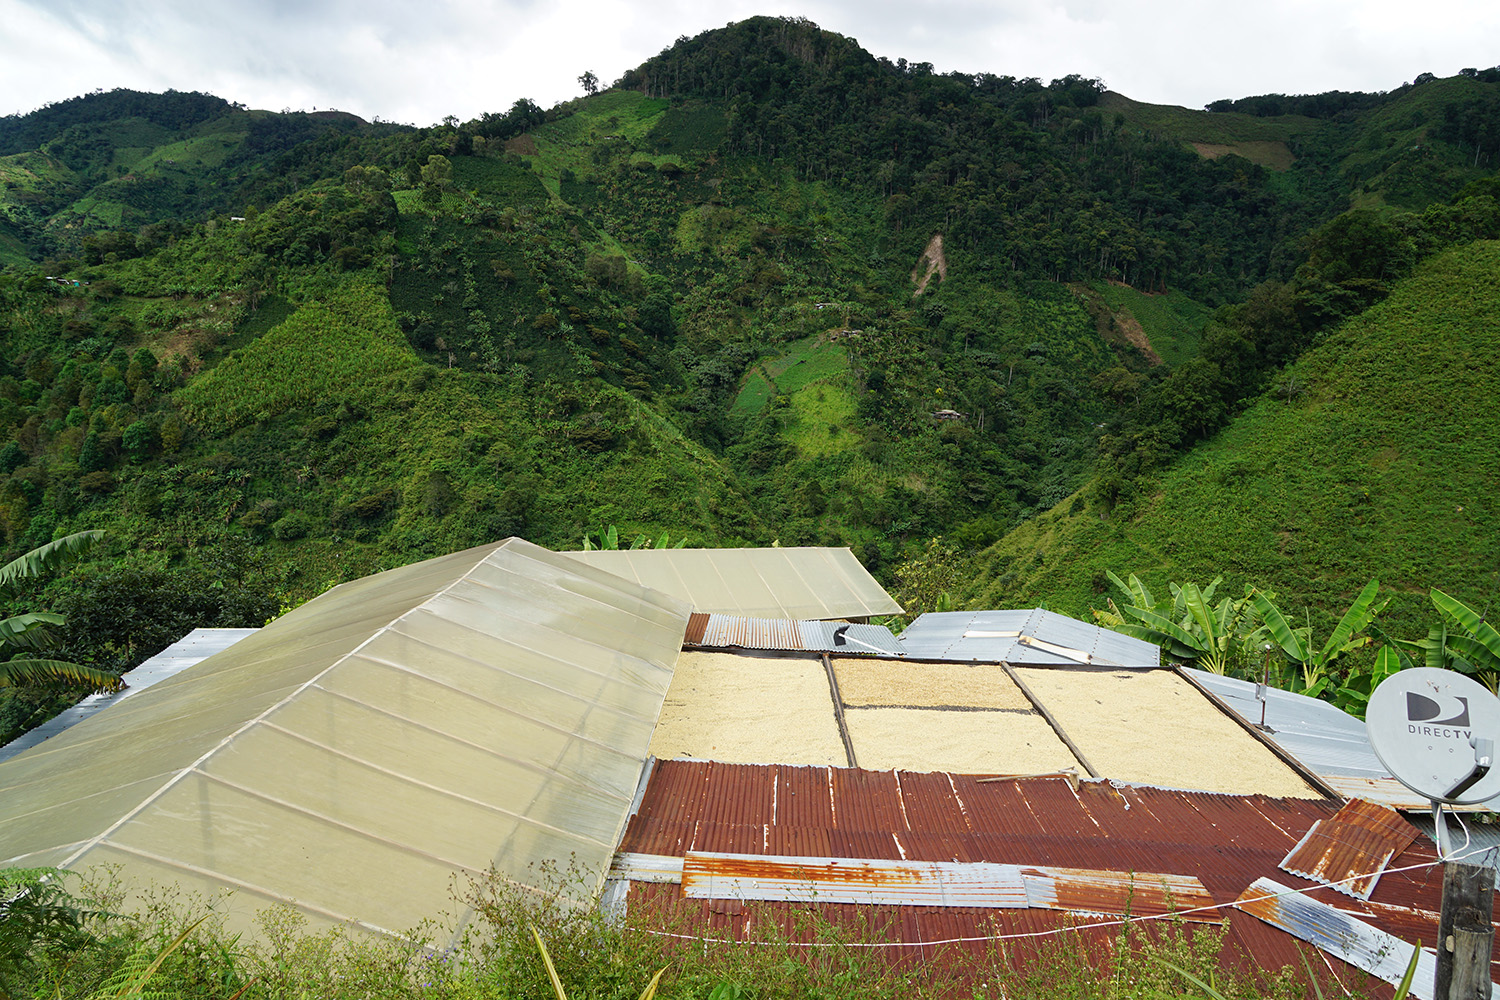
[0,539,690,942]
[0,628,258,764]
[565,547,903,619]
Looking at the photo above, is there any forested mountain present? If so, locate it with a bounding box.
[1,16,1498,738]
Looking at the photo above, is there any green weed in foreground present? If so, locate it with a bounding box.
[0,866,1370,999]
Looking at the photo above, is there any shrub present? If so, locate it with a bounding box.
[271,510,314,541]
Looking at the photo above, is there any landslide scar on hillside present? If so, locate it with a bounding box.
[912,234,947,296]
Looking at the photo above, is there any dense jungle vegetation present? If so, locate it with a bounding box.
[1,16,1499,737]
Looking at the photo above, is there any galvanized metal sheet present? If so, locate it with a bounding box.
[1190,669,1500,812]
[1407,813,1500,873]
[897,610,1159,667]
[1020,866,1220,922]
[1278,798,1417,900]
[647,848,1217,922]
[1234,877,1448,1000]
[610,852,685,883]
[682,851,1028,907]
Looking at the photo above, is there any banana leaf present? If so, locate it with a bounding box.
[0,611,66,649]
[1107,570,1155,610]
[1117,604,1208,660]
[1319,578,1387,662]
[1432,588,1500,663]
[1250,590,1311,663]
[0,530,103,596]
[0,657,122,691]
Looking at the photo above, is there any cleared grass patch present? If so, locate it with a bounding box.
[785,381,857,458]
[530,91,670,196]
[731,367,774,419]
[1090,282,1211,366]
[1100,91,1319,146]
[1191,139,1296,171]
[766,336,848,392]
[730,336,849,421]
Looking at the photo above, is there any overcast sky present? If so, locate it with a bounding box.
[4,0,1498,127]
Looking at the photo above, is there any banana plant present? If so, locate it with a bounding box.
[1096,572,1261,674]
[1330,643,1407,717]
[1250,578,1387,697]
[1431,588,1500,686]
[581,526,688,551]
[1380,588,1500,692]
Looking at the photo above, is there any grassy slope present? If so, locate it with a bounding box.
[962,240,1500,641]
[164,281,762,576]
[1099,92,1319,169]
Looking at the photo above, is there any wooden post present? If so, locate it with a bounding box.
[1436,860,1495,999]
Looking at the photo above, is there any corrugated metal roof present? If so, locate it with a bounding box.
[683,614,904,655]
[1278,798,1417,899]
[1407,814,1500,873]
[0,628,259,764]
[616,759,1463,989]
[1019,865,1220,921]
[1235,877,1454,1000]
[896,610,1160,667]
[564,547,903,620]
[673,850,1219,920]
[683,853,1030,907]
[1187,669,1500,812]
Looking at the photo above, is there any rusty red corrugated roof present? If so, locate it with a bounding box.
[617,759,1465,996]
[1279,797,1418,899]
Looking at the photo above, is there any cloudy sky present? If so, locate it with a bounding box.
[3,0,1497,126]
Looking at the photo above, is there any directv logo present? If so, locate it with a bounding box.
[1407,691,1472,737]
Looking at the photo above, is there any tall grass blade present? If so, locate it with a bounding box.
[1395,940,1421,998]
[638,966,667,1000]
[1149,953,1230,1000]
[1295,944,1326,1000]
[528,924,568,1000]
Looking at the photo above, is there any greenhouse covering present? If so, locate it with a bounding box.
[0,538,691,943]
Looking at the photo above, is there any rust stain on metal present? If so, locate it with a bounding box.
[614,760,1460,988]
[682,851,1028,907]
[1021,866,1220,922]
[693,854,927,886]
[684,613,710,645]
[1279,798,1417,900]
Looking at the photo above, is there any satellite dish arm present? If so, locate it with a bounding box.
[1443,737,1495,801]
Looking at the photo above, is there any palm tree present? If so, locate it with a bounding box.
[0,531,120,692]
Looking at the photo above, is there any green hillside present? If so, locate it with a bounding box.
[0,90,409,263]
[0,19,1495,728]
[959,240,1500,644]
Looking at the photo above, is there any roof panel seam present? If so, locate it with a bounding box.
[305,678,649,772]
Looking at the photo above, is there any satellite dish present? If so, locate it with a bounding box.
[1367,667,1500,805]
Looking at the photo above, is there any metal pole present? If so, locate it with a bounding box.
[1433,799,1453,860]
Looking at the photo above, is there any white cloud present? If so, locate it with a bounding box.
[3,0,1497,125]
